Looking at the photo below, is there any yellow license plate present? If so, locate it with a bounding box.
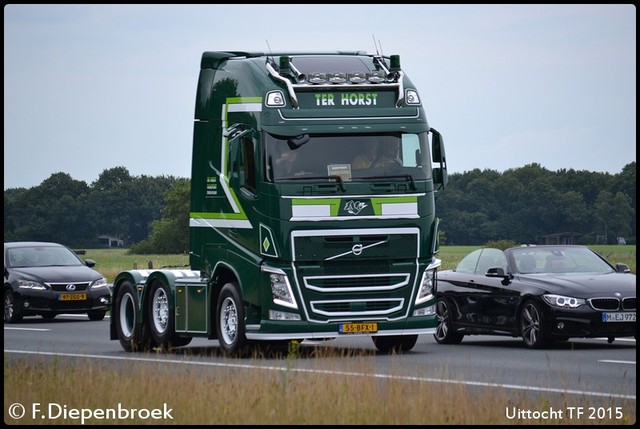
[59,293,87,301]
[339,322,378,334]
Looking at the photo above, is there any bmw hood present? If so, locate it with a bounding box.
[518,272,636,298]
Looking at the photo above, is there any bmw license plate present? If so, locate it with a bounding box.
[602,312,635,322]
[339,322,378,334]
[59,293,87,301]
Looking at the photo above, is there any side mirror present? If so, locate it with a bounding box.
[486,267,504,277]
[615,263,631,273]
[433,167,448,188]
[288,134,310,149]
[430,128,448,191]
[486,267,512,285]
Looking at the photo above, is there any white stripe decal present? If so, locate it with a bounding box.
[292,205,331,217]
[228,103,262,112]
[190,218,252,229]
[381,202,418,216]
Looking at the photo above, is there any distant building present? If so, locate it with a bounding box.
[98,235,124,247]
[540,232,583,245]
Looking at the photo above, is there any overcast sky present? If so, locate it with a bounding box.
[4,4,636,190]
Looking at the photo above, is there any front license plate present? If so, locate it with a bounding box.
[59,293,87,301]
[339,322,378,334]
[602,312,635,322]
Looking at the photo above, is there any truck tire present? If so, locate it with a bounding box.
[114,280,154,352]
[371,334,418,353]
[215,282,249,356]
[147,279,178,350]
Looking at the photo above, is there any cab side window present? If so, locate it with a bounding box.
[240,137,256,192]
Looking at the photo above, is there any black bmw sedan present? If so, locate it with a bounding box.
[4,241,111,322]
[434,245,636,348]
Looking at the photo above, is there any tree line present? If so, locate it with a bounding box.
[4,162,636,252]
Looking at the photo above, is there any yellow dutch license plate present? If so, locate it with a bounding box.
[339,322,378,334]
[59,293,87,301]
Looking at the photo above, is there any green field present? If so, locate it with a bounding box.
[84,245,636,283]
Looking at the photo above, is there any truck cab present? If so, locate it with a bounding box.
[111,50,448,356]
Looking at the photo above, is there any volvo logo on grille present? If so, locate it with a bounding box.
[66,284,76,291]
[326,239,389,261]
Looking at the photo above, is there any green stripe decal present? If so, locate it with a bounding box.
[370,196,417,215]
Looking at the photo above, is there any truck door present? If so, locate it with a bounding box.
[227,129,260,251]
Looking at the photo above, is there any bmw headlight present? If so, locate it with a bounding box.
[543,294,586,309]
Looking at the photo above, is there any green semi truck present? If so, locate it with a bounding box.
[110,50,448,356]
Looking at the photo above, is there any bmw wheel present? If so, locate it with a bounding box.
[520,300,549,349]
[434,299,464,344]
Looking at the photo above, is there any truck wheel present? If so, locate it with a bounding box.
[371,334,418,353]
[216,282,249,356]
[114,281,154,352]
[147,280,176,350]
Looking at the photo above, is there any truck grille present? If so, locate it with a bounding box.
[291,227,421,322]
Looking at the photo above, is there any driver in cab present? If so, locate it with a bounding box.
[372,141,402,168]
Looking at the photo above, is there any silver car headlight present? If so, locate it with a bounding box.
[90,278,108,290]
[17,279,48,290]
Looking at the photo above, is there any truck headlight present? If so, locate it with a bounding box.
[415,268,436,305]
[262,267,298,310]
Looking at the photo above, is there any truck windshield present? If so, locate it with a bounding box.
[265,133,432,183]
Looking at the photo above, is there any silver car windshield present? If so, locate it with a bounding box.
[7,246,84,268]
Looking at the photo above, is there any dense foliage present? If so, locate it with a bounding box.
[437,162,636,246]
[4,162,636,253]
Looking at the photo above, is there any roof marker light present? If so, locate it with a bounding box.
[348,72,367,84]
[367,71,386,84]
[329,72,347,84]
[308,73,327,84]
